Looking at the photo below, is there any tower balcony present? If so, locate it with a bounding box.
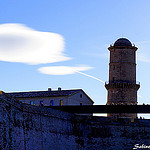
[105,80,140,90]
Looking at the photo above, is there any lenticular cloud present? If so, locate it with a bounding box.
[38,65,93,75]
[0,23,70,65]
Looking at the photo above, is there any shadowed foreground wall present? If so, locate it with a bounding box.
[0,95,150,150]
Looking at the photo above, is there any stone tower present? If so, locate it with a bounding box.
[105,38,140,119]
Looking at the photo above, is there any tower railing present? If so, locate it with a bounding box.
[105,80,140,85]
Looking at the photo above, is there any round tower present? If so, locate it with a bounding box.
[105,38,140,119]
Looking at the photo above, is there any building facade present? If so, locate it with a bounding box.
[6,88,94,107]
[105,38,140,119]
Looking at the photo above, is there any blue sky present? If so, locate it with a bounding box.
[0,0,150,118]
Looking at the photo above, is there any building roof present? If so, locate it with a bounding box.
[114,38,132,47]
[7,89,82,98]
[6,89,94,104]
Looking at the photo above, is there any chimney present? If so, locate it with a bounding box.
[58,87,61,91]
[48,88,52,91]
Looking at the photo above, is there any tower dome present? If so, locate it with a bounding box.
[114,38,132,47]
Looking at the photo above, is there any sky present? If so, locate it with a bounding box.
[0,0,150,118]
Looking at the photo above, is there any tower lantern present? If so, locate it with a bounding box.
[105,38,140,119]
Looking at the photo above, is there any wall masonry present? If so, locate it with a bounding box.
[0,94,150,150]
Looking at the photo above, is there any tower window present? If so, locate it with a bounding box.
[113,77,115,82]
[80,94,82,98]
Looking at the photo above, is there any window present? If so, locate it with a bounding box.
[113,65,115,70]
[80,103,82,106]
[60,100,63,106]
[40,101,43,106]
[30,101,33,105]
[50,100,54,106]
[113,77,115,82]
[80,94,82,98]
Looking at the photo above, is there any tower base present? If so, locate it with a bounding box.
[107,113,137,120]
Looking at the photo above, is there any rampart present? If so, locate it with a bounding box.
[0,93,150,150]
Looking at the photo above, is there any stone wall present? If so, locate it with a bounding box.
[0,94,150,150]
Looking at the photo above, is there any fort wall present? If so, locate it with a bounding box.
[0,95,150,150]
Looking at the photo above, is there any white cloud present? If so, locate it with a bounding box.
[38,65,93,75]
[0,23,70,65]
